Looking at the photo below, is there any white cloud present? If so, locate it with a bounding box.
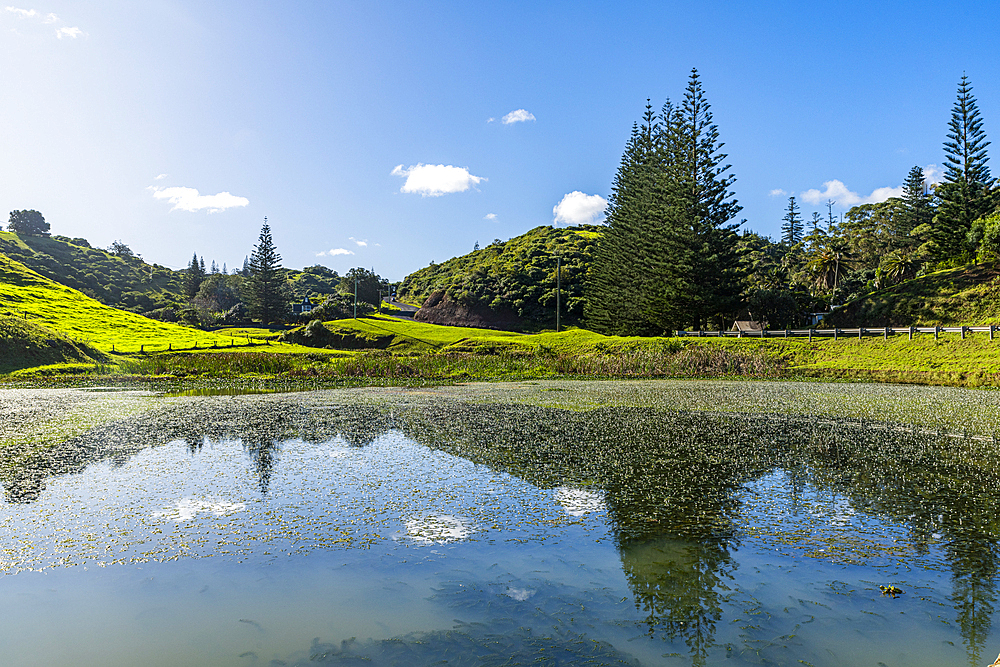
[328,248,354,256]
[42,11,55,22]
[391,163,485,197]
[553,191,607,226]
[148,186,249,213]
[502,109,535,125]
[349,237,368,247]
[5,7,38,18]
[55,25,80,38]
[923,164,945,185]
[154,173,167,180]
[484,213,497,220]
[486,117,495,123]
[799,179,901,207]
[769,188,787,197]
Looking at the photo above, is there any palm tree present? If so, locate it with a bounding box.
[806,246,853,303]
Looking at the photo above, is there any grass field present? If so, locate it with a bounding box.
[0,254,325,358]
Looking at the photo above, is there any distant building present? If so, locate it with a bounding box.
[731,320,764,332]
[291,296,314,315]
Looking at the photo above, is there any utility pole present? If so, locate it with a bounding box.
[556,255,561,332]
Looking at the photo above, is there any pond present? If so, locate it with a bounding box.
[2,380,1000,666]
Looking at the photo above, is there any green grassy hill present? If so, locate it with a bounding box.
[397,225,600,330]
[0,232,184,312]
[0,253,273,353]
[824,263,1000,327]
[0,314,107,374]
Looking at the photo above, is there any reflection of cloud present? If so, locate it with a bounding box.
[392,163,486,197]
[153,497,245,522]
[149,185,249,213]
[404,514,473,543]
[552,191,607,225]
[554,486,606,516]
[505,587,535,601]
[502,109,535,124]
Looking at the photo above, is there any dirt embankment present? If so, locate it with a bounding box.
[414,291,525,331]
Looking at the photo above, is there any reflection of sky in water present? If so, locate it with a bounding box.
[1,409,996,666]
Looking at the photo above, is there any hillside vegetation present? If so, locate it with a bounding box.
[0,253,284,353]
[824,263,1000,327]
[398,225,601,330]
[0,232,184,312]
[0,315,106,373]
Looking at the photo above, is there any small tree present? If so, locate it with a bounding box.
[184,252,206,300]
[8,210,49,236]
[108,240,140,260]
[339,267,389,309]
[781,197,803,245]
[244,220,291,324]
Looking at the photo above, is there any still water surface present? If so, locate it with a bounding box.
[2,381,999,666]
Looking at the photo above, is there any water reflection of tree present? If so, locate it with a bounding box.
[791,420,1000,666]
[399,403,778,665]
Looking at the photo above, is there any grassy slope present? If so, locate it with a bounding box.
[0,231,183,311]
[323,315,1000,386]
[825,263,1000,327]
[0,315,107,373]
[0,254,317,355]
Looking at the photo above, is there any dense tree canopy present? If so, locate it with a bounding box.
[585,69,741,334]
[8,210,49,237]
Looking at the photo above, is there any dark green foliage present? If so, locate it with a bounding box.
[0,232,182,311]
[192,273,242,313]
[780,196,802,245]
[399,225,599,330]
[298,293,374,322]
[586,69,742,334]
[933,75,995,262]
[243,222,291,324]
[286,264,341,299]
[8,210,49,237]
[183,252,205,300]
[900,165,934,240]
[108,240,139,259]
[340,267,389,308]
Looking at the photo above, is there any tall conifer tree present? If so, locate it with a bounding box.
[899,165,934,240]
[184,252,205,300]
[668,69,742,329]
[780,197,803,245]
[245,219,291,324]
[933,75,994,260]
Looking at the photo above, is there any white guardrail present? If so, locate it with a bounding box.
[676,325,1000,341]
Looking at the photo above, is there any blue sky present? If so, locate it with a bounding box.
[2,1,998,281]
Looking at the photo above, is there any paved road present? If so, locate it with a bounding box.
[383,297,419,313]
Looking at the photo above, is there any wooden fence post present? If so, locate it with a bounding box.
[934,326,939,340]
[961,326,967,340]
[808,329,813,342]
[834,329,838,341]
[909,326,913,340]
[883,327,888,340]
[992,325,995,341]
[858,327,863,340]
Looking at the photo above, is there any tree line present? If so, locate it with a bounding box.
[585,72,1000,332]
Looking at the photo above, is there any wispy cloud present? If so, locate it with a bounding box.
[349,237,368,247]
[769,188,787,197]
[486,117,495,123]
[553,191,607,225]
[484,213,497,220]
[154,173,168,180]
[800,179,902,207]
[5,7,84,39]
[502,109,535,125]
[321,248,354,256]
[148,185,249,213]
[391,163,486,197]
[5,6,37,18]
